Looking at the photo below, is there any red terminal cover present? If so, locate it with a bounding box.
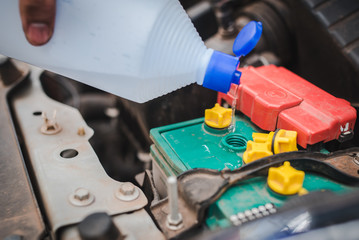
[217,65,357,148]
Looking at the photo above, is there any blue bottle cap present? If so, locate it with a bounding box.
[202,21,262,93]
[233,21,263,57]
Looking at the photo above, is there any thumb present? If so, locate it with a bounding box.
[19,0,56,46]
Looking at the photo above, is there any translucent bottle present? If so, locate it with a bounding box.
[0,0,262,103]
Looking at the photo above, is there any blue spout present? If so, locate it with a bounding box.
[202,21,262,93]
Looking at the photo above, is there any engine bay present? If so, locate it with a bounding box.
[1,0,359,239]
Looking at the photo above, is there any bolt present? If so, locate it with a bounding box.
[166,176,183,230]
[115,183,139,202]
[119,182,135,196]
[74,188,90,201]
[69,188,94,207]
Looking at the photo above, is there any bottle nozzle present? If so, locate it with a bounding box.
[202,21,262,93]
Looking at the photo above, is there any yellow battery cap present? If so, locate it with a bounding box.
[273,129,298,154]
[204,103,232,129]
[243,140,273,164]
[267,161,305,195]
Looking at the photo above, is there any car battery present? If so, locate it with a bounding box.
[150,65,358,230]
[150,114,356,230]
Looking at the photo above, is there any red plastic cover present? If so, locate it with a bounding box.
[217,65,357,148]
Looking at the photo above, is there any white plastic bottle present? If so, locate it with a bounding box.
[0,0,262,103]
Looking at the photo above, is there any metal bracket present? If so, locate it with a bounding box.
[10,67,148,234]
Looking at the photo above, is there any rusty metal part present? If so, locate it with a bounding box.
[151,169,229,239]
[77,127,86,136]
[328,153,359,177]
[150,197,198,239]
[151,148,359,239]
[0,60,46,239]
[60,209,165,240]
[10,67,148,235]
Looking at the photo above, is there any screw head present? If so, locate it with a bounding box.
[69,188,95,207]
[115,183,139,202]
[74,188,90,201]
[119,182,135,196]
[166,213,183,230]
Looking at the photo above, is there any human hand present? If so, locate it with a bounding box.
[19,0,56,46]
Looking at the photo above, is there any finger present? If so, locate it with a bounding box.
[19,0,56,46]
